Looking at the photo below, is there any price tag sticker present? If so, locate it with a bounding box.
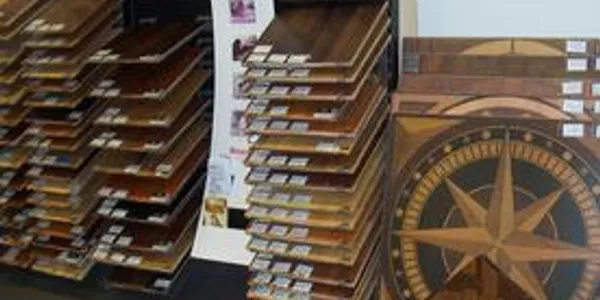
[291,210,310,221]
[292,194,312,204]
[253,45,273,54]
[562,99,584,113]
[595,125,600,138]
[249,150,270,164]
[272,276,292,289]
[106,139,123,149]
[104,89,121,98]
[97,207,113,216]
[272,289,290,299]
[249,119,269,131]
[116,236,133,247]
[567,58,588,72]
[93,250,109,260]
[566,40,587,53]
[99,80,115,89]
[293,264,314,278]
[144,142,164,151]
[562,123,585,137]
[267,54,289,64]
[250,187,272,200]
[267,155,288,166]
[247,103,268,114]
[100,234,117,244]
[291,86,312,96]
[592,83,600,96]
[313,109,338,120]
[251,258,272,271]
[248,206,269,217]
[247,53,268,63]
[289,175,308,186]
[290,245,312,257]
[289,227,310,239]
[153,279,172,290]
[270,86,290,96]
[269,173,289,184]
[112,189,129,199]
[98,187,114,197]
[108,225,125,235]
[124,165,141,174]
[594,101,600,113]
[271,262,292,274]
[292,281,313,293]
[288,55,310,64]
[250,238,269,252]
[596,57,600,71]
[250,84,270,95]
[249,222,269,234]
[268,69,288,77]
[253,272,273,284]
[110,252,126,263]
[249,169,269,182]
[288,157,310,167]
[273,193,292,203]
[269,106,289,116]
[268,241,289,254]
[290,69,310,77]
[149,194,169,203]
[270,208,290,218]
[112,116,129,124]
[125,256,142,266]
[248,69,267,77]
[111,209,128,219]
[89,138,107,147]
[316,141,340,153]
[269,225,289,237]
[290,122,309,132]
[269,120,290,130]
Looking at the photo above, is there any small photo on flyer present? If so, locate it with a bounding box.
[233,35,257,61]
[203,197,228,228]
[229,0,256,24]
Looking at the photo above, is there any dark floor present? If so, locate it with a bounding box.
[0,259,247,300]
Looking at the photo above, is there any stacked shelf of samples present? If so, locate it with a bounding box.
[387,38,600,300]
[242,1,391,299]
[87,20,213,294]
[0,0,215,293]
[20,0,120,280]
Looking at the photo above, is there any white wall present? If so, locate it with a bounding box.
[416,0,600,37]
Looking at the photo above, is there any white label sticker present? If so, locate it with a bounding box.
[251,258,271,271]
[89,138,107,147]
[567,58,588,72]
[249,150,270,164]
[111,209,128,219]
[104,89,121,98]
[98,187,114,197]
[249,119,269,131]
[562,99,585,113]
[124,165,141,174]
[562,123,585,137]
[273,193,292,203]
[288,157,310,167]
[247,103,267,114]
[106,139,123,149]
[288,55,310,64]
[269,106,289,116]
[268,69,288,77]
[248,68,267,77]
[247,53,268,63]
[562,81,584,95]
[289,227,310,239]
[125,256,142,266]
[250,84,270,95]
[248,206,269,217]
[290,69,310,77]
[115,236,133,247]
[293,264,314,278]
[250,238,269,252]
[112,116,129,124]
[290,122,309,132]
[267,54,289,64]
[268,241,289,254]
[593,83,600,96]
[112,189,129,199]
[291,86,312,96]
[108,225,125,235]
[290,210,310,221]
[292,194,312,204]
[269,120,290,130]
[253,45,273,54]
[596,57,600,71]
[101,234,117,244]
[289,175,309,186]
[267,156,288,166]
[316,141,340,153]
[594,101,600,113]
[292,281,313,293]
[270,86,290,96]
[249,222,269,234]
[270,208,290,218]
[596,125,600,138]
[269,225,289,237]
[249,170,269,182]
[271,262,292,274]
[269,173,289,184]
[290,245,312,257]
[272,276,292,289]
[567,40,587,53]
[253,272,273,284]
[110,252,126,263]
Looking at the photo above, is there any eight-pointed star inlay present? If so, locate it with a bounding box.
[397,133,600,300]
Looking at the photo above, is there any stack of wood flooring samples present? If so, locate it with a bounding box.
[88,21,213,294]
[242,2,390,299]
[7,0,119,280]
[386,38,600,300]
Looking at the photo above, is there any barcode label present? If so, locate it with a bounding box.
[567,58,588,72]
[562,123,585,137]
[562,99,584,113]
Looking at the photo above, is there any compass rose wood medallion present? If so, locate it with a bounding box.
[385,118,600,300]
